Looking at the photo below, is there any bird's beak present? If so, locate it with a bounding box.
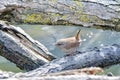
[55,42,61,46]
[55,43,58,46]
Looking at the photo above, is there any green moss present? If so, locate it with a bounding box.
[24,14,41,23]
[111,18,119,23]
[61,15,67,20]
[51,0,57,3]
[79,15,90,22]
[44,18,51,24]
[78,14,105,24]
[24,13,51,24]
[75,1,83,14]
[75,1,83,8]
[91,16,105,24]
[69,6,75,10]
[52,13,60,17]
[95,26,102,29]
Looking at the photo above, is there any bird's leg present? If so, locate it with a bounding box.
[64,52,76,57]
[64,54,71,57]
[76,51,83,54]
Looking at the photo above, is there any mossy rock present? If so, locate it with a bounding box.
[23,13,51,24]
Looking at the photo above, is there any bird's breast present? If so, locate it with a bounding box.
[61,47,77,55]
[64,41,80,49]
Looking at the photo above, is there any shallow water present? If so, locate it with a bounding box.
[0,24,120,75]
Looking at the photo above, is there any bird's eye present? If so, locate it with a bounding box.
[57,43,64,46]
[55,43,64,46]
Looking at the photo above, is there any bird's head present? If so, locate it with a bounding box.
[55,39,67,49]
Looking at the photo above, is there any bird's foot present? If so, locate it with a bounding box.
[76,51,83,54]
[64,53,76,57]
[64,54,71,57]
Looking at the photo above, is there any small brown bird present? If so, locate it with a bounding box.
[55,29,82,56]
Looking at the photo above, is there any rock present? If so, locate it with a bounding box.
[0,0,120,31]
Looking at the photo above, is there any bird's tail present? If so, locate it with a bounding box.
[75,29,81,40]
